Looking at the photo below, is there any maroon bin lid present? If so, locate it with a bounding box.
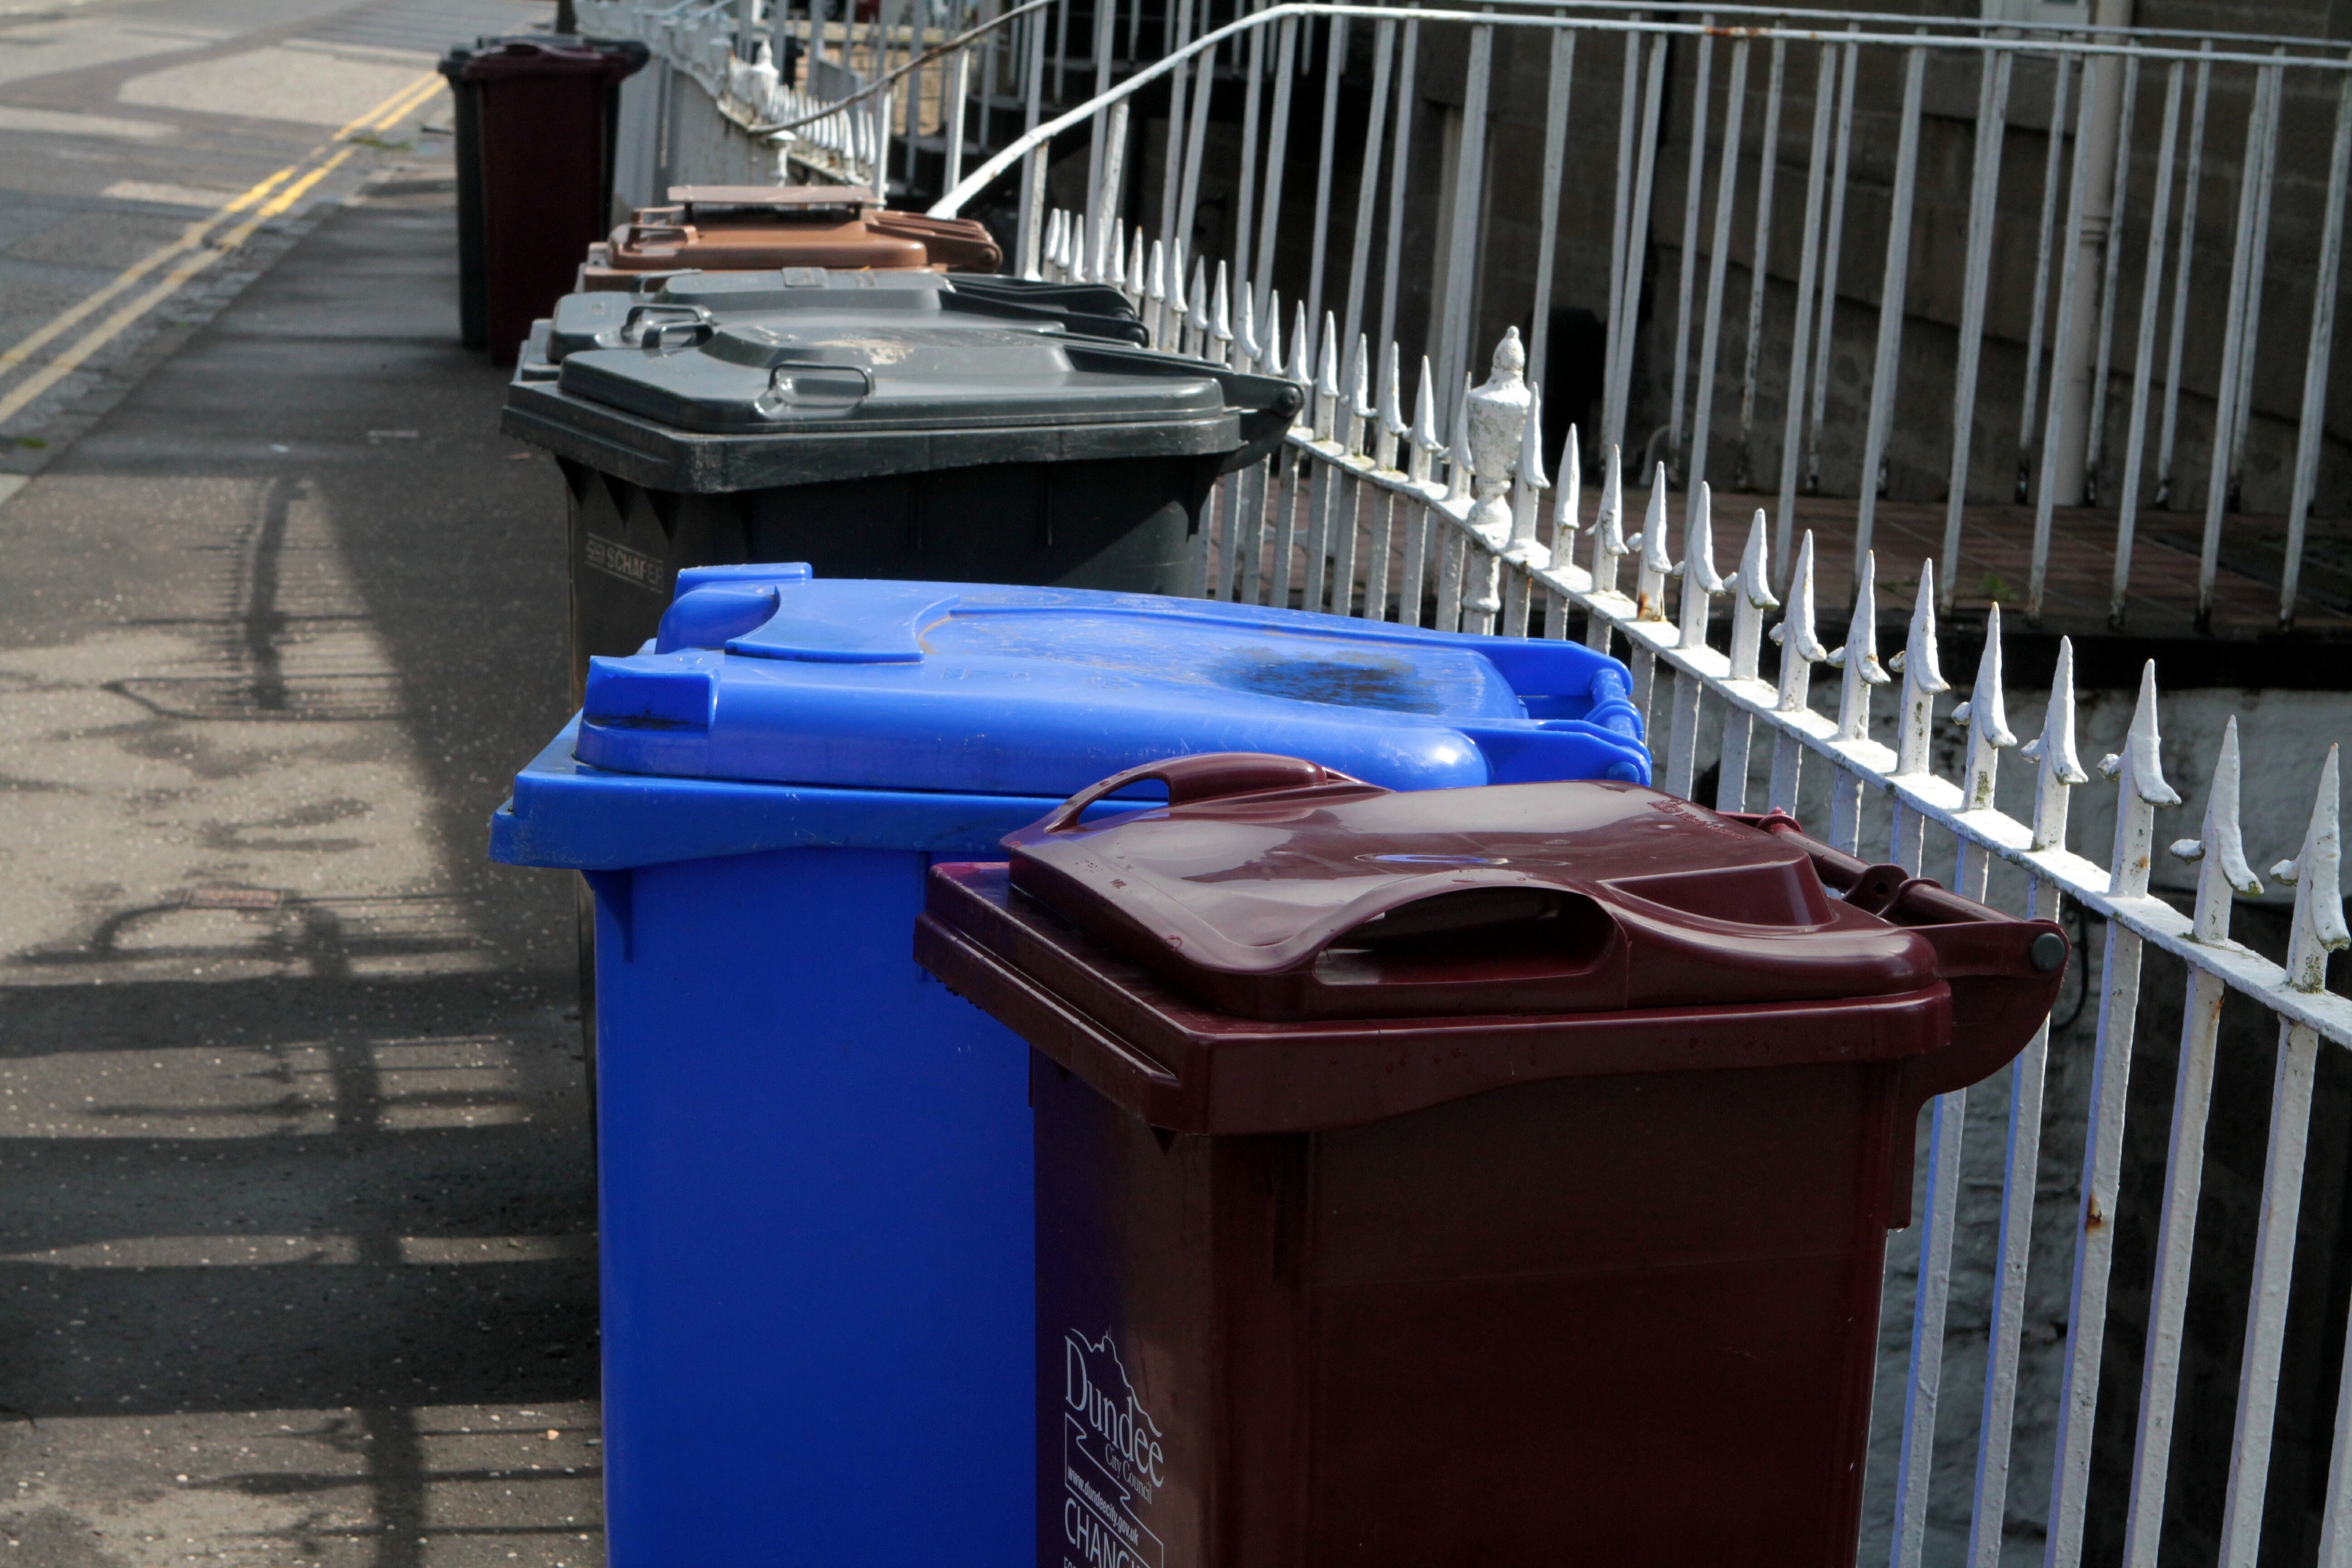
[456,38,641,81]
[1001,753,2058,1023]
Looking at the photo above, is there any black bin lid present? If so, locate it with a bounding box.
[555,324,1222,435]
[542,269,1144,362]
[506,277,1300,489]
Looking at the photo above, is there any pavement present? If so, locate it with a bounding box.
[0,1,604,1563]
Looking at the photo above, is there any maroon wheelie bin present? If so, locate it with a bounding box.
[440,37,645,364]
[914,754,2068,1568]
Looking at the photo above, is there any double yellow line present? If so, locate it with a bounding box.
[0,68,448,428]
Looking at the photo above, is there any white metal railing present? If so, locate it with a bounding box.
[1056,269,2351,1567]
[923,3,2352,634]
[587,0,2352,629]
[981,15,2352,1557]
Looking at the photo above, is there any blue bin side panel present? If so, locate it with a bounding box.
[596,845,1034,1567]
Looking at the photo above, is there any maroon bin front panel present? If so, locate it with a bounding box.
[473,58,621,364]
[1034,1042,1906,1568]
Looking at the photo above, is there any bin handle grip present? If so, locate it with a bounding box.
[1728,809,2071,1226]
[1037,753,1368,835]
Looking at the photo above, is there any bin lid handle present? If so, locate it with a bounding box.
[620,303,713,350]
[1034,753,1372,836]
[751,362,873,416]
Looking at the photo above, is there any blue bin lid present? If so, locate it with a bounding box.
[569,570,1649,799]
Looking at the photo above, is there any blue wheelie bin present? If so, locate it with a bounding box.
[486,570,1650,1568]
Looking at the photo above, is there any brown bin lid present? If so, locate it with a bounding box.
[605,217,931,272]
[669,185,878,211]
[600,187,1003,274]
[1000,754,2062,1023]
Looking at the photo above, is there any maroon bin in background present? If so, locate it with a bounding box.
[914,754,2068,1568]
[443,38,643,364]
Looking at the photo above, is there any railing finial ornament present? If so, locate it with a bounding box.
[2272,744,2348,989]
[1069,213,1090,285]
[1553,424,1583,564]
[2099,660,2183,898]
[1235,274,1260,369]
[1464,327,1532,541]
[1290,301,1314,391]
[2171,716,2263,943]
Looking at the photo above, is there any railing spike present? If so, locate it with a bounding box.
[1408,356,1440,485]
[1235,274,1260,368]
[1260,290,1284,376]
[2098,661,2183,898]
[1146,239,1169,346]
[1725,509,1776,683]
[1124,225,1144,305]
[1043,208,1063,277]
[1446,372,1476,504]
[2271,744,2348,988]
[1590,449,1629,600]
[1678,481,1725,650]
[1553,424,1583,563]
[1069,213,1091,285]
[1634,462,1673,621]
[1291,301,1314,389]
[1953,600,2019,811]
[1211,262,1233,366]
[2020,636,2089,852]
[1735,510,1779,613]
[1829,549,1891,742]
[1188,255,1210,354]
[2171,716,2263,942]
[1771,530,1827,714]
[1313,323,1341,443]
[1347,333,1373,458]
[1508,388,1552,567]
[1376,340,1406,470]
[1168,237,1189,317]
[1892,561,1951,776]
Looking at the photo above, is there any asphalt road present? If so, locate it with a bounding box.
[0,0,545,469]
[0,1,604,1563]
